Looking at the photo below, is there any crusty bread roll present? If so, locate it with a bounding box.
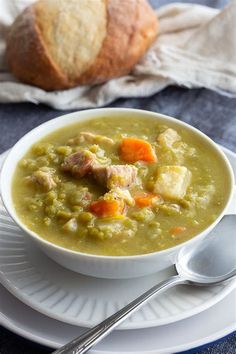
[6,0,158,91]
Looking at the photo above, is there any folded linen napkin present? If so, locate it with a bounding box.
[0,0,235,110]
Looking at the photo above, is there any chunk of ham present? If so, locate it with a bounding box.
[92,164,138,189]
[28,169,56,191]
[68,132,114,147]
[62,150,139,192]
[61,149,96,178]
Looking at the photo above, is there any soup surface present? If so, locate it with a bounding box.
[12,116,228,256]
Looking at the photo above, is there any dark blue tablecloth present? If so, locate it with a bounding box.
[0,0,236,353]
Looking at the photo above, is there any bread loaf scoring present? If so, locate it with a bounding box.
[6,0,158,91]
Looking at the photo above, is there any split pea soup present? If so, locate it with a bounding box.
[12,116,229,256]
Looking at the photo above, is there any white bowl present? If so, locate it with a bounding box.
[0,108,235,279]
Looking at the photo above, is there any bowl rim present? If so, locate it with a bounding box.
[0,107,235,261]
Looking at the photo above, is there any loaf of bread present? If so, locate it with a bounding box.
[6,0,158,91]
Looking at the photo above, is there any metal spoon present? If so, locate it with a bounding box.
[52,218,236,354]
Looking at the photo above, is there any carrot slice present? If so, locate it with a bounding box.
[119,138,157,163]
[89,200,124,218]
[134,193,158,208]
[170,226,187,236]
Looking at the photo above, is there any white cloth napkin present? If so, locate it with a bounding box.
[0,0,235,110]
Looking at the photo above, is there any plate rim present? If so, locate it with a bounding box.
[0,258,235,330]
[0,285,235,353]
[0,147,235,330]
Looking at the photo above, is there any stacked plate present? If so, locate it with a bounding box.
[0,148,236,353]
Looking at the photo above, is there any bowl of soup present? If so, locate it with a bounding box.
[0,109,235,278]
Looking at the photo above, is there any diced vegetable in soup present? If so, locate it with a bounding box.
[12,116,229,256]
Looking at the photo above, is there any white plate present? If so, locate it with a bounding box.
[0,283,235,353]
[0,148,235,331]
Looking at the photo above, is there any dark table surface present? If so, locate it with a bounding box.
[0,0,236,353]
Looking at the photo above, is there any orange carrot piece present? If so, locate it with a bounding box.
[170,226,187,236]
[119,138,157,163]
[134,193,158,208]
[89,200,123,218]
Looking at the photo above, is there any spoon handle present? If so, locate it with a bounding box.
[52,275,188,354]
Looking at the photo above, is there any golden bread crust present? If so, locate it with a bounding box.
[34,0,107,81]
[6,0,158,90]
[78,0,158,85]
[6,7,70,90]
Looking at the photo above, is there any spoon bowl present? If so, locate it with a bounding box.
[52,218,236,354]
[176,216,236,284]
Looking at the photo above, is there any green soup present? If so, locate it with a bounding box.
[12,116,229,256]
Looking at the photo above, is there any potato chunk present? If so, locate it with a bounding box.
[158,128,181,148]
[62,218,78,233]
[154,166,191,200]
[104,188,135,206]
